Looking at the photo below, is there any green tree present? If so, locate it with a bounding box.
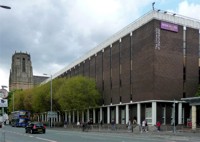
[8,76,101,116]
[56,76,101,111]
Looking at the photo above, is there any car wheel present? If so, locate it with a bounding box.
[25,129,28,133]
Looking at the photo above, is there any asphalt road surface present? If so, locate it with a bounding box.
[0,125,200,142]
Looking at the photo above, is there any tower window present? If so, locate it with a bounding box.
[22,58,26,72]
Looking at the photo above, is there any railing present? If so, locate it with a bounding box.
[61,123,200,133]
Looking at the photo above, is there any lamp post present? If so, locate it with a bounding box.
[12,90,17,112]
[43,74,52,128]
[0,5,11,9]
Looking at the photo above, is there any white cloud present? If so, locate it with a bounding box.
[0,68,9,89]
[1,0,200,90]
[177,0,200,19]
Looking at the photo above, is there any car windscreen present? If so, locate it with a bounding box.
[35,123,44,127]
[19,119,25,123]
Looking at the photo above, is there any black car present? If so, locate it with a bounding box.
[25,122,46,134]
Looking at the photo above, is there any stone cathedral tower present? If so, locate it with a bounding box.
[9,52,34,91]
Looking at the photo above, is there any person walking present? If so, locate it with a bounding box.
[156,121,161,132]
[127,119,133,132]
[141,120,146,133]
[111,119,115,130]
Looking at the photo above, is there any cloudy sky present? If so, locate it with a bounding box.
[1,0,200,90]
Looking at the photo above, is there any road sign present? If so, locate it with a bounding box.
[47,111,57,119]
[0,99,8,107]
[0,89,8,99]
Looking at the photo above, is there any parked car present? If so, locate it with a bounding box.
[25,122,46,134]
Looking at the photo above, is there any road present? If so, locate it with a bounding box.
[0,125,200,142]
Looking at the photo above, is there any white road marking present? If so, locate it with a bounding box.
[36,137,57,142]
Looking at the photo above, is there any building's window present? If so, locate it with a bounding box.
[111,109,115,121]
[183,92,186,98]
[119,96,122,103]
[145,107,152,124]
[110,78,112,89]
[102,80,104,91]
[120,79,122,87]
[22,58,26,72]
[130,94,132,101]
[183,67,186,81]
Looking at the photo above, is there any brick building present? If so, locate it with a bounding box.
[42,10,200,126]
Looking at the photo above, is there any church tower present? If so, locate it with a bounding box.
[9,52,34,91]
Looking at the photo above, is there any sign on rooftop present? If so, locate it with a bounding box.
[161,21,178,32]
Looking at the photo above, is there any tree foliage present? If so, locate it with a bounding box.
[56,76,101,111]
[8,76,101,114]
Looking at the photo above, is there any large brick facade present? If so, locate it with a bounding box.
[42,11,200,125]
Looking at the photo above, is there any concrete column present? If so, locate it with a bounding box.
[178,102,183,124]
[126,104,129,124]
[116,105,119,124]
[152,101,157,125]
[41,114,43,121]
[72,111,75,123]
[77,111,80,122]
[93,108,96,123]
[192,105,197,130]
[137,103,141,125]
[82,111,84,122]
[100,107,103,122]
[107,106,110,124]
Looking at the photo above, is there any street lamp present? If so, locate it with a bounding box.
[43,74,52,128]
[0,5,11,9]
[12,90,17,112]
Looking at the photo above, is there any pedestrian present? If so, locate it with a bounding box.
[127,119,133,132]
[64,120,67,128]
[141,120,146,132]
[133,117,137,125]
[145,120,148,132]
[111,119,115,130]
[156,121,161,132]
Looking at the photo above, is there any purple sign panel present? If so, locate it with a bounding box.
[161,21,178,32]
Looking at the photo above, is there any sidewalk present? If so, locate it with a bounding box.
[47,124,200,138]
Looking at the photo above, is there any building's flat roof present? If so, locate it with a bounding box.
[42,10,200,84]
[181,97,200,106]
